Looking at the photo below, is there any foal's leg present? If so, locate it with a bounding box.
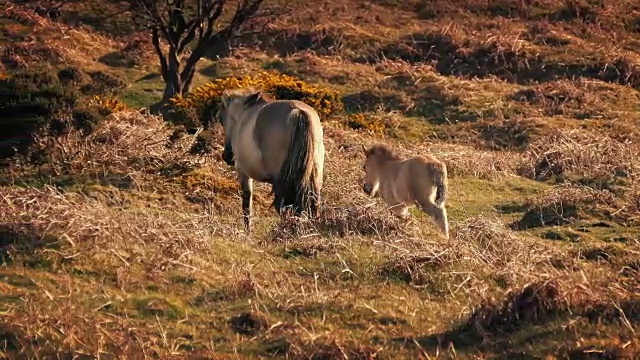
[434,205,449,239]
[238,172,253,234]
[415,195,450,239]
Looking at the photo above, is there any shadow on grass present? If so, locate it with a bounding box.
[0,223,61,268]
[0,172,136,191]
[395,279,640,357]
[394,280,567,351]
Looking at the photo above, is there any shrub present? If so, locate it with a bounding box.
[71,107,105,135]
[346,113,387,133]
[57,67,89,87]
[80,70,128,95]
[0,69,78,164]
[87,95,130,115]
[55,67,128,97]
[168,71,344,129]
[0,69,115,167]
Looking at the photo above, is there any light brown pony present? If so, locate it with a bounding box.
[218,88,325,234]
[361,144,449,238]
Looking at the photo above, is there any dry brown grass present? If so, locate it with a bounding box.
[285,337,382,360]
[0,182,229,357]
[409,142,522,180]
[457,275,638,338]
[270,204,405,241]
[462,279,567,335]
[0,185,215,275]
[518,129,640,183]
[513,183,638,229]
[378,215,560,293]
[510,79,610,118]
[2,0,640,357]
[561,338,640,360]
[12,110,200,179]
[472,118,547,150]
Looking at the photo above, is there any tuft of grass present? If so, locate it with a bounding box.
[513,184,637,229]
[131,295,186,320]
[269,204,404,241]
[461,279,566,335]
[509,79,610,119]
[518,129,640,183]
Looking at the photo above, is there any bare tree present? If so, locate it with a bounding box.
[125,0,272,111]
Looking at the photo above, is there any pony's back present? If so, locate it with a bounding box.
[258,101,324,217]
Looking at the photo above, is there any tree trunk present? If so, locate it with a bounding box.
[160,45,183,102]
[150,41,205,116]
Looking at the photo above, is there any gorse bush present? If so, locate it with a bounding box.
[88,95,130,115]
[168,71,344,129]
[347,113,387,134]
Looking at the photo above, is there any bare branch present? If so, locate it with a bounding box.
[121,0,280,104]
[151,28,169,81]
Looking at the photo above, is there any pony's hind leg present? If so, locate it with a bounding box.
[434,205,449,239]
[415,197,450,239]
[238,173,254,234]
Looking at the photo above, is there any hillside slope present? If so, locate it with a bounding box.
[1,0,639,358]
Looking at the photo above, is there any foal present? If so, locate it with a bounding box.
[361,144,449,238]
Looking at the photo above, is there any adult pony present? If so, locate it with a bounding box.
[218,88,325,234]
[361,144,449,239]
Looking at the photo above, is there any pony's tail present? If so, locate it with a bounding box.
[431,162,448,207]
[274,109,320,217]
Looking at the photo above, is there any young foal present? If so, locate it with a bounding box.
[361,144,449,238]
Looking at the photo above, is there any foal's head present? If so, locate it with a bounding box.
[361,144,399,196]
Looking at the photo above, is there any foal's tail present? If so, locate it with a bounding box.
[431,162,448,207]
[274,109,322,217]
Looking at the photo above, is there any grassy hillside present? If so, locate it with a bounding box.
[1,0,639,358]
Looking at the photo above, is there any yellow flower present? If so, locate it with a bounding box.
[347,113,387,134]
[88,95,130,113]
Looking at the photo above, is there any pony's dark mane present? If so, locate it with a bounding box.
[367,144,401,162]
[243,90,274,108]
